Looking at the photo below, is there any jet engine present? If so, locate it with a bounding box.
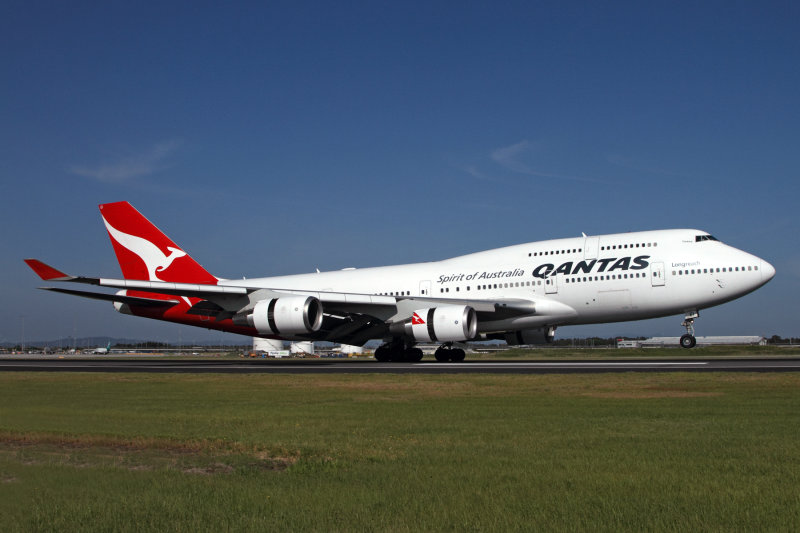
[504,326,556,346]
[407,305,477,343]
[235,296,323,336]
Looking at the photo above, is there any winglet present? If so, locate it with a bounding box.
[24,259,73,281]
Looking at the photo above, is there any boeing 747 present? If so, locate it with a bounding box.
[25,202,775,361]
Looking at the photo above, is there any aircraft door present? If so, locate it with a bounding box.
[419,280,431,296]
[545,274,558,294]
[584,236,599,259]
[650,262,665,287]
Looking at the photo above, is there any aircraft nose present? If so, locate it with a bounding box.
[760,259,776,282]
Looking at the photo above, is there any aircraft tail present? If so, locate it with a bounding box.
[99,202,217,284]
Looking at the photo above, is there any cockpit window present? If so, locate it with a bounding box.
[695,235,719,242]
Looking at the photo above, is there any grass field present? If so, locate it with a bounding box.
[1,371,799,531]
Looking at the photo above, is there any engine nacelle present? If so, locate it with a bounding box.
[239,296,323,336]
[408,305,477,343]
[504,326,556,346]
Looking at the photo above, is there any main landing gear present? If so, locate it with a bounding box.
[434,343,465,362]
[374,340,423,362]
[373,340,468,362]
[680,311,699,349]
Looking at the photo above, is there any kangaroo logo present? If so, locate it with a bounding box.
[102,217,187,281]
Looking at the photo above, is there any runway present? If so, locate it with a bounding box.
[1,358,799,374]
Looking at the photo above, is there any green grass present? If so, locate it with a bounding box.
[1,372,799,531]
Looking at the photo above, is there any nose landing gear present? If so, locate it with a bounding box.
[680,311,699,349]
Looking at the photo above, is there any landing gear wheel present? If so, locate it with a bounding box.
[450,348,466,362]
[433,347,466,362]
[405,348,424,362]
[680,334,696,349]
[680,311,699,349]
[375,340,407,361]
[374,345,391,362]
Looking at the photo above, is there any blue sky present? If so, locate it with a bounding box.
[2,1,798,344]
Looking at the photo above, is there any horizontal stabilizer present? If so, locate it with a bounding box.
[24,259,73,281]
[41,287,180,307]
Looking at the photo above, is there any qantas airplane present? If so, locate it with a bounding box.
[25,202,775,361]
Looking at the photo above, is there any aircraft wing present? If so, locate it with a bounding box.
[41,287,180,308]
[25,259,572,344]
[25,259,537,318]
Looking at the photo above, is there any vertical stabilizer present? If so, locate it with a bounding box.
[99,202,217,284]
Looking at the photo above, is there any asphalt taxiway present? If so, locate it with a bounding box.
[1,358,799,374]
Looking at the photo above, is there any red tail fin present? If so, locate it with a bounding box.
[99,202,217,284]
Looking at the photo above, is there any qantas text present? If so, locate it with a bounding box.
[532,255,650,278]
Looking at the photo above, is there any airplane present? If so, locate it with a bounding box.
[25,201,775,361]
[91,341,112,355]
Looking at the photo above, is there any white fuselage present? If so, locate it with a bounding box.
[220,229,774,334]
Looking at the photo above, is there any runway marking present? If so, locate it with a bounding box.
[421,362,710,367]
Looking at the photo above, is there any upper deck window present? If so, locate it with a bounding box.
[696,235,719,242]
